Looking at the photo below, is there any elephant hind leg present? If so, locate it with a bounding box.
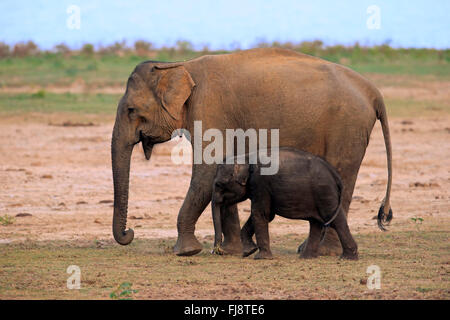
[298,168,359,256]
[298,227,342,256]
[298,146,366,256]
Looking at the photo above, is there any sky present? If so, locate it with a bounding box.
[0,0,449,50]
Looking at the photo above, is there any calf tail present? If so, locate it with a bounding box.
[320,168,344,243]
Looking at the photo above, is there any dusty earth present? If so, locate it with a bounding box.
[0,113,449,246]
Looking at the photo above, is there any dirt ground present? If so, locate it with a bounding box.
[0,84,449,299]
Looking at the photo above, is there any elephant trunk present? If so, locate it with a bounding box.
[111,129,136,245]
[211,197,223,252]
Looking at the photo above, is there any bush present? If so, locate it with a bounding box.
[99,41,130,56]
[296,40,324,55]
[31,89,46,98]
[176,40,193,54]
[81,43,94,56]
[54,43,71,56]
[0,42,10,57]
[255,39,270,48]
[134,40,153,56]
[1,39,448,65]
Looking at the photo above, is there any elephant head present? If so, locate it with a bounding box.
[111,62,195,245]
[211,163,250,251]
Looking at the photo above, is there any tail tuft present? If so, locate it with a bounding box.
[377,204,393,231]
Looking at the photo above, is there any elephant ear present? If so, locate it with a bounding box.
[153,65,195,121]
[233,164,250,186]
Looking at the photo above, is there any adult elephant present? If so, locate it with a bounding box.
[111,48,393,256]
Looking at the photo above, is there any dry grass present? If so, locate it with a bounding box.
[0,64,448,300]
[0,218,448,300]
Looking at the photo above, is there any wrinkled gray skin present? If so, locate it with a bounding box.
[211,148,359,260]
[111,48,393,256]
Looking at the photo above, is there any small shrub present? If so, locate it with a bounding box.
[411,217,424,231]
[109,282,138,300]
[31,90,46,99]
[410,217,424,224]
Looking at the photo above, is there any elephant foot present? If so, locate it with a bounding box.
[297,229,342,257]
[220,237,243,255]
[299,251,319,259]
[254,250,273,260]
[173,233,202,256]
[242,241,258,257]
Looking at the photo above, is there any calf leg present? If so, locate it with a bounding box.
[241,217,258,257]
[174,164,241,256]
[220,204,243,255]
[251,204,273,260]
[299,220,322,259]
[298,159,362,256]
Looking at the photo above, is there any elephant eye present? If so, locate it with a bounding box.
[128,107,139,119]
[215,181,225,188]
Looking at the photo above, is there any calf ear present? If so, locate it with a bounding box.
[153,65,195,121]
[234,164,250,186]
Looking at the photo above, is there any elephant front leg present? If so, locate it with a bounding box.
[173,164,242,256]
[173,183,205,256]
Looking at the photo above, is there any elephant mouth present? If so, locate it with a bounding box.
[139,132,154,160]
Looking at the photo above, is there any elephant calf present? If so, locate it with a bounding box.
[211,147,359,260]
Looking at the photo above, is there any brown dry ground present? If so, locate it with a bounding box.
[0,75,449,299]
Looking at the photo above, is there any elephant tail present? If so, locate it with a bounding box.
[375,96,393,231]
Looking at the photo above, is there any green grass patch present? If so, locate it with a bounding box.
[0,224,448,299]
[350,61,450,79]
[0,92,121,114]
[0,55,143,87]
[0,49,449,88]
[0,214,15,226]
[384,97,450,117]
[0,92,448,118]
